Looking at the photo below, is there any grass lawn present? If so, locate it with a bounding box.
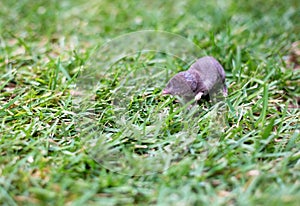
[0,0,299,205]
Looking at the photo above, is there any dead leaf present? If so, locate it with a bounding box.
[286,41,300,70]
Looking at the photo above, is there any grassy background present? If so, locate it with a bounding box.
[0,0,300,205]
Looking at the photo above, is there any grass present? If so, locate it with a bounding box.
[0,0,300,205]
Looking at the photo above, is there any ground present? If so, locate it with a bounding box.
[0,0,299,205]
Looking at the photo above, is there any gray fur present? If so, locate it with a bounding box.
[163,56,227,102]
